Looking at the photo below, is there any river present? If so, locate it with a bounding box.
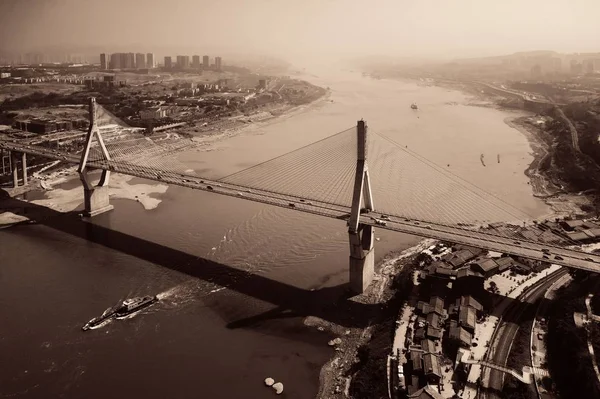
[0,65,549,398]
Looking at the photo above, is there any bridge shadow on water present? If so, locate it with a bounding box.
[0,192,382,330]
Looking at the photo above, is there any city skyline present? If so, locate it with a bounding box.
[1,0,600,62]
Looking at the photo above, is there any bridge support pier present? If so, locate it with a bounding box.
[349,223,375,293]
[80,169,113,217]
[10,151,19,187]
[348,120,375,294]
[21,152,27,185]
[78,97,113,217]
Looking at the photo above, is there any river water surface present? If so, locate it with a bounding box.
[0,65,549,398]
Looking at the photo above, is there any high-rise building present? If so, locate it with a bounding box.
[203,55,209,68]
[164,56,172,69]
[136,53,146,69]
[192,55,200,68]
[100,53,107,70]
[215,56,222,71]
[146,53,155,68]
[176,55,190,69]
[109,53,120,69]
[127,53,135,69]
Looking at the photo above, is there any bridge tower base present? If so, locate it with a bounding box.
[349,224,375,293]
[78,98,113,217]
[348,120,375,294]
[80,170,113,217]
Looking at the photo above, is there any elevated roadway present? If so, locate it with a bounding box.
[3,140,600,274]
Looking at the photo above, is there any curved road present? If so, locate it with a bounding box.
[481,268,569,399]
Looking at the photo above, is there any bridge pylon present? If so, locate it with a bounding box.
[348,120,375,294]
[78,98,113,217]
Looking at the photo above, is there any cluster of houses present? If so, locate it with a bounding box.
[419,243,549,284]
[402,295,484,397]
[545,218,600,243]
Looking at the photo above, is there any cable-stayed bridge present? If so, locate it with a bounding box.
[2,98,600,292]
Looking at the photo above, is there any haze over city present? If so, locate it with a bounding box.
[2,0,600,60]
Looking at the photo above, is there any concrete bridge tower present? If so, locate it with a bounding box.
[348,120,375,293]
[78,97,114,217]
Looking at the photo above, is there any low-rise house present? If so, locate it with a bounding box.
[416,301,431,315]
[426,313,441,328]
[460,295,483,312]
[456,268,484,279]
[442,249,478,268]
[470,258,499,278]
[426,326,443,341]
[417,297,447,318]
[408,385,444,399]
[560,219,585,231]
[422,339,437,354]
[429,297,445,317]
[566,231,592,242]
[423,354,443,385]
[410,350,423,373]
[448,320,473,347]
[495,257,515,273]
[459,306,477,333]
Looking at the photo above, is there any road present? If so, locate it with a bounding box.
[481,269,569,399]
[4,139,600,274]
[554,107,581,153]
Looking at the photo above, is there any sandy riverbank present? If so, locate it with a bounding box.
[0,87,330,228]
[0,174,168,228]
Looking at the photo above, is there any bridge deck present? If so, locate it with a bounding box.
[3,140,600,273]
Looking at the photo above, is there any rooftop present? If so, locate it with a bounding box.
[471,258,499,273]
[460,295,483,312]
[408,385,444,399]
[459,306,477,331]
[448,320,473,346]
[423,354,442,378]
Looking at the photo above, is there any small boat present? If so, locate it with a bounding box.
[114,295,158,319]
[82,307,116,331]
[497,154,500,163]
[411,103,418,110]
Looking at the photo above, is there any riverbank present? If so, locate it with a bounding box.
[394,73,596,219]
[0,86,330,228]
[311,72,596,399]
[312,240,435,399]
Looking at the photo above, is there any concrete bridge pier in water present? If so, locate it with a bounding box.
[348,120,376,294]
[78,98,113,217]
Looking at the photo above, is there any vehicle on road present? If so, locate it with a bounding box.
[206,186,213,190]
[288,203,296,208]
[374,219,387,226]
[554,255,564,261]
[380,215,391,221]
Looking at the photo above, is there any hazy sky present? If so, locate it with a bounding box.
[1,0,599,59]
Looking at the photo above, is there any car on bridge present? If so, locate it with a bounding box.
[554,255,564,261]
[206,186,214,190]
[380,214,391,221]
[374,219,387,226]
[289,203,296,208]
